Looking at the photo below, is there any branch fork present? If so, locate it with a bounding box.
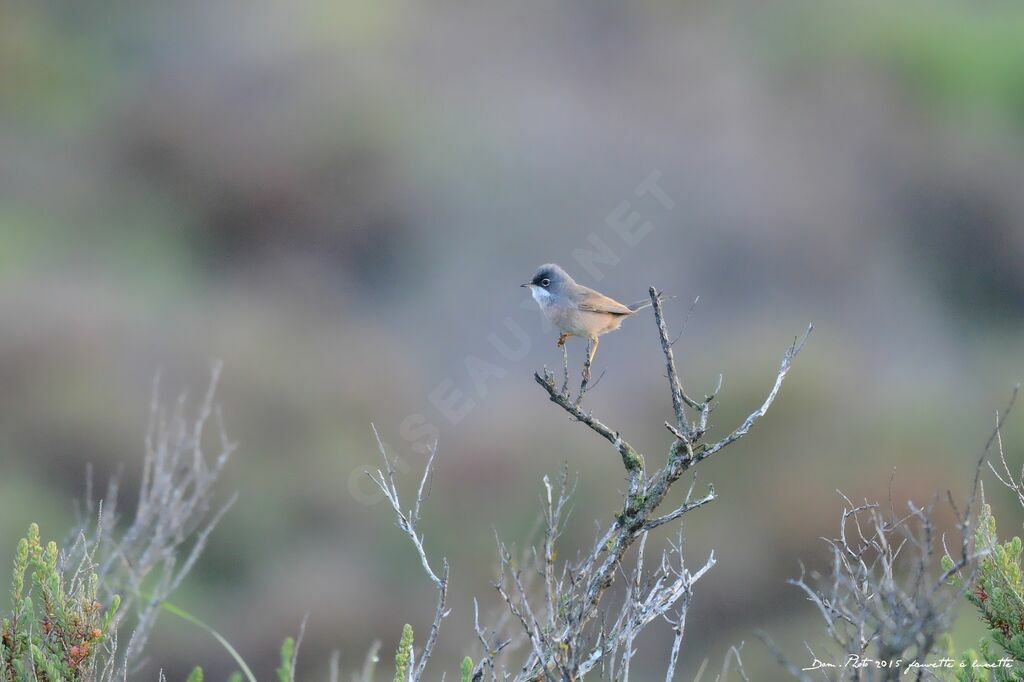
[519,285,811,679]
[368,427,449,682]
[370,283,810,681]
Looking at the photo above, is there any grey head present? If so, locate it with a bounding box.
[520,263,577,297]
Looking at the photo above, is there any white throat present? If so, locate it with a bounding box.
[530,287,554,307]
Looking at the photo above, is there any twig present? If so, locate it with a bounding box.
[534,369,646,478]
[575,340,597,407]
[328,650,340,682]
[67,365,237,671]
[520,283,810,681]
[669,295,700,347]
[662,601,687,682]
[357,641,382,682]
[561,345,570,396]
[719,642,750,682]
[367,431,449,681]
[644,486,716,531]
[756,631,811,682]
[697,325,812,462]
[651,287,692,437]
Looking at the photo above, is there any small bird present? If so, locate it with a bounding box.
[521,263,658,379]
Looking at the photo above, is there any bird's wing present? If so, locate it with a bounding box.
[574,287,634,315]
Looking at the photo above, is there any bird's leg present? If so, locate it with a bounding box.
[556,332,571,348]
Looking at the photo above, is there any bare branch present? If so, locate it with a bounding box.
[777,486,979,678]
[698,325,812,462]
[644,486,716,531]
[650,287,694,437]
[719,642,750,682]
[368,429,443,589]
[651,284,700,436]
[520,283,810,680]
[756,631,811,682]
[662,601,686,682]
[357,641,382,682]
[416,559,450,681]
[67,365,236,671]
[367,431,449,681]
[560,344,570,396]
[534,369,646,478]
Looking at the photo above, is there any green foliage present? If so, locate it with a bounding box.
[460,656,473,682]
[944,636,1018,682]
[185,667,203,682]
[761,0,1024,135]
[276,636,295,682]
[394,624,414,682]
[0,524,118,681]
[945,505,1024,680]
[226,673,242,682]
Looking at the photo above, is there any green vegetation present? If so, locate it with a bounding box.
[0,522,310,682]
[393,624,414,682]
[946,504,1024,680]
[1,524,118,682]
[276,637,295,682]
[759,0,1024,137]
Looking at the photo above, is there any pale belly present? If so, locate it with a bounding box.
[534,291,626,338]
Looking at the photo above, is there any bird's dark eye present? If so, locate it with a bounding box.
[541,278,550,287]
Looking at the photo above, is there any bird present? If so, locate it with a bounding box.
[521,263,659,380]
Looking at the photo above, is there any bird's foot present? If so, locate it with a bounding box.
[557,333,570,348]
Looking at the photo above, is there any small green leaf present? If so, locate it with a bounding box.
[277,636,295,682]
[394,624,414,682]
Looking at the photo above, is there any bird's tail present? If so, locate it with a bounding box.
[627,292,675,312]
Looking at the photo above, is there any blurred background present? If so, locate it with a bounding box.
[2,0,1023,678]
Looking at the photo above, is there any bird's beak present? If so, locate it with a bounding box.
[520,283,532,288]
